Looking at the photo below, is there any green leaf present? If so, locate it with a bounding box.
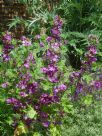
[26,107,37,119]
[83,74,93,83]
[14,122,28,135]
[33,132,41,136]
[62,95,74,114]
[6,69,16,78]
[6,117,13,125]
[41,82,52,91]
[49,124,61,136]
[84,95,93,106]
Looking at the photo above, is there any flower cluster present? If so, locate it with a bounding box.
[4,16,67,129]
[46,49,59,63]
[16,73,31,90]
[1,82,9,88]
[41,64,58,83]
[84,45,97,65]
[53,84,67,95]
[91,80,102,90]
[23,53,35,69]
[1,15,102,135]
[69,34,101,100]
[38,15,67,126]
[51,15,63,40]
[42,16,64,83]
[6,98,25,110]
[39,93,53,105]
[21,36,31,46]
[2,32,14,61]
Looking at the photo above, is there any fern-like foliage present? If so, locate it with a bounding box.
[8,0,56,35]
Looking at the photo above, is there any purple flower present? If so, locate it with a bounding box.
[51,42,60,49]
[85,53,97,64]
[89,56,97,63]
[24,62,30,68]
[76,83,83,93]
[84,44,97,65]
[35,104,40,110]
[51,28,60,36]
[52,55,59,62]
[42,121,50,128]
[2,32,12,44]
[41,67,48,73]
[39,93,52,105]
[21,36,31,46]
[54,15,63,28]
[22,73,31,82]
[53,88,59,94]
[16,80,27,89]
[28,53,34,60]
[6,98,18,105]
[23,116,33,126]
[27,82,38,94]
[53,84,67,94]
[2,33,14,62]
[41,64,58,77]
[39,112,48,118]
[48,65,58,75]
[24,53,35,68]
[13,102,24,109]
[51,15,63,40]
[48,76,59,83]
[88,45,97,55]
[40,42,44,47]
[20,92,27,97]
[3,44,14,54]
[1,82,8,88]
[46,36,53,42]
[99,75,102,80]
[46,49,59,62]
[16,73,31,89]
[2,53,10,61]
[93,81,102,90]
[58,84,67,90]
[35,35,40,40]
[69,71,81,83]
[72,72,81,77]
[52,95,60,103]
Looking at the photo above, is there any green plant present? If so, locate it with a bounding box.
[61,100,102,136]
[56,0,102,69]
[8,0,56,35]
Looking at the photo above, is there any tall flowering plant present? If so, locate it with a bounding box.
[0,16,102,135]
[0,16,69,135]
[69,34,102,104]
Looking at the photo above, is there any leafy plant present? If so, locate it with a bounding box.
[56,0,102,69]
[0,15,102,136]
[8,0,56,35]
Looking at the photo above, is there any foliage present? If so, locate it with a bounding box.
[8,0,102,69]
[56,0,102,69]
[8,0,56,35]
[0,15,102,136]
[57,0,102,32]
[1,0,102,135]
[61,101,102,136]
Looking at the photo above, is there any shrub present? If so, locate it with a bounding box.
[0,15,102,135]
